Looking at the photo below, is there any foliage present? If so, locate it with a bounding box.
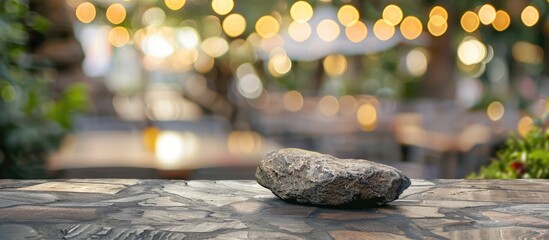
[0,0,88,178]
[469,113,549,179]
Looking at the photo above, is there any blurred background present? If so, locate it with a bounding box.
[1,0,548,179]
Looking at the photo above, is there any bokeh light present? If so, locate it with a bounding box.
[339,95,357,115]
[428,17,447,36]
[268,52,292,77]
[338,5,360,27]
[142,7,166,26]
[227,131,262,155]
[316,19,340,42]
[201,36,229,58]
[106,3,126,25]
[156,131,198,168]
[400,16,422,40]
[345,21,367,43]
[222,13,246,37]
[283,91,304,112]
[255,16,279,39]
[211,0,234,15]
[492,10,510,31]
[429,6,448,20]
[323,55,347,77]
[382,4,403,26]
[406,48,428,77]
[75,2,96,24]
[290,1,313,23]
[108,26,130,47]
[478,4,496,25]
[288,21,312,42]
[461,11,480,33]
[487,101,504,121]
[356,103,377,131]
[373,19,395,41]
[458,37,487,65]
[517,116,533,138]
[165,0,186,10]
[177,27,200,49]
[512,41,544,64]
[318,95,339,116]
[521,6,540,27]
[237,74,263,99]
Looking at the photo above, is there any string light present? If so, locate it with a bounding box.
[478,4,496,25]
[461,11,480,32]
[373,19,395,41]
[400,16,422,40]
[106,3,126,25]
[521,6,540,27]
[75,2,96,23]
[338,5,360,27]
[492,10,510,31]
[382,5,403,26]
[345,21,367,43]
[290,1,313,23]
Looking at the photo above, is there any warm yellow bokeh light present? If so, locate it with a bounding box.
[283,91,304,112]
[492,10,511,31]
[357,104,377,131]
[323,55,347,77]
[165,0,186,10]
[318,95,339,116]
[338,5,360,27]
[255,16,279,39]
[427,19,447,37]
[201,37,229,58]
[429,6,448,20]
[373,19,395,41]
[521,6,540,27]
[487,101,505,121]
[430,15,446,27]
[290,1,313,23]
[478,4,496,25]
[339,95,357,115]
[288,21,312,42]
[406,48,428,77]
[75,2,96,24]
[211,0,234,15]
[316,19,340,42]
[517,116,533,138]
[382,4,403,26]
[457,37,486,65]
[461,11,480,33]
[512,41,544,64]
[400,16,423,40]
[106,3,126,25]
[345,21,367,43]
[269,53,292,76]
[108,26,130,47]
[227,131,262,155]
[222,13,246,37]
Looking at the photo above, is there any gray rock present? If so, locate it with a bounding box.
[256,148,411,207]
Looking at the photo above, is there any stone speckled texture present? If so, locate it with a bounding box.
[1,179,549,239]
[256,148,411,206]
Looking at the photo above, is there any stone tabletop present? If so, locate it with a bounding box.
[0,179,548,239]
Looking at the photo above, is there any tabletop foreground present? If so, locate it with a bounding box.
[0,179,548,239]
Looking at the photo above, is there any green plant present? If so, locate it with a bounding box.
[469,113,549,179]
[0,0,88,178]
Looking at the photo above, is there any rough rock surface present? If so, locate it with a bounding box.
[256,148,411,207]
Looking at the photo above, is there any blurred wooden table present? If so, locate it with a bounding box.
[0,179,548,239]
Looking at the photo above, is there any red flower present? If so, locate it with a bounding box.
[510,161,526,176]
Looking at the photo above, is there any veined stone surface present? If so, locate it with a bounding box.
[256,148,411,206]
[1,179,549,239]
